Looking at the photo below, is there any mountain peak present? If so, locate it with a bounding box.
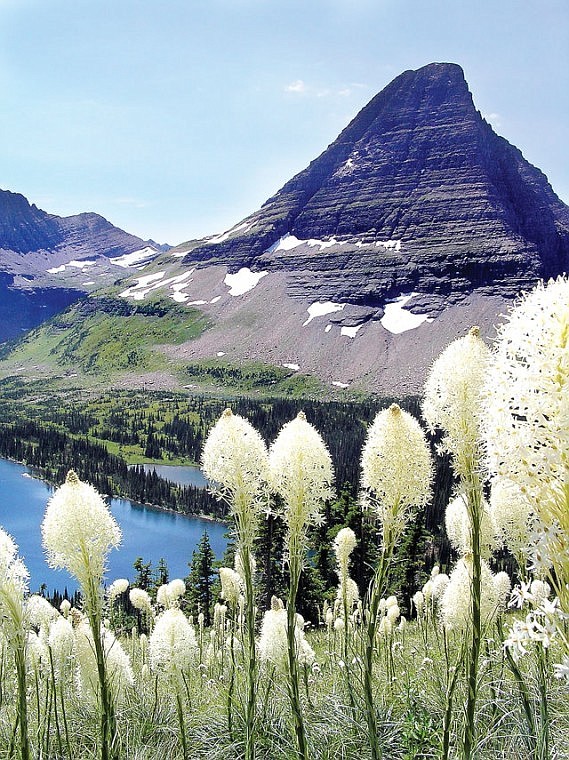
[183,62,569,309]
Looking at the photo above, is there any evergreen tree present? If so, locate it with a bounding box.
[133,557,153,590]
[153,557,169,591]
[185,531,217,626]
[255,512,287,613]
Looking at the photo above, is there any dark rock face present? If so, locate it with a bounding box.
[0,191,63,254]
[0,189,148,260]
[0,188,159,343]
[0,273,82,343]
[185,63,569,308]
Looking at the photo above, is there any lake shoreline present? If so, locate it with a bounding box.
[9,455,229,526]
[0,457,229,592]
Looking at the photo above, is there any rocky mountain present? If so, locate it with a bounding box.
[184,62,569,314]
[0,189,163,341]
[2,62,568,395]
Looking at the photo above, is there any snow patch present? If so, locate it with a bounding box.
[224,268,268,296]
[109,247,157,268]
[325,324,332,333]
[380,293,433,334]
[208,222,252,245]
[217,351,225,357]
[210,296,222,304]
[47,259,96,274]
[303,301,344,327]
[332,381,350,389]
[171,289,190,303]
[267,234,344,254]
[171,249,191,258]
[119,270,195,301]
[82,281,95,286]
[376,240,402,251]
[354,239,402,251]
[340,325,363,338]
[283,363,300,371]
[119,271,166,300]
[188,300,207,305]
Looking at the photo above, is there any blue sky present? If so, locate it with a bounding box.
[1,0,567,246]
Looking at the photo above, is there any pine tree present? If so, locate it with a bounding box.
[185,531,217,626]
[133,557,153,589]
[153,557,169,590]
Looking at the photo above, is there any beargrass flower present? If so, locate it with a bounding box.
[482,277,569,618]
[423,327,490,477]
[48,616,75,682]
[258,596,315,669]
[75,620,134,702]
[219,567,242,607]
[42,471,121,589]
[270,412,332,759]
[0,527,29,637]
[336,578,360,611]
[26,594,59,632]
[439,558,503,632]
[412,591,425,617]
[361,404,432,544]
[334,528,359,613]
[156,579,186,609]
[269,411,333,554]
[202,408,269,546]
[357,408,430,760]
[0,527,31,759]
[445,494,498,559]
[432,572,450,601]
[129,588,153,615]
[108,578,129,602]
[386,603,401,624]
[334,527,357,571]
[26,630,48,675]
[489,478,534,564]
[149,608,197,681]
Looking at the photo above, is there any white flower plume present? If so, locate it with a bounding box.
[269,412,334,561]
[482,277,569,614]
[482,277,569,518]
[149,608,197,682]
[42,471,121,587]
[202,408,269,548]
[423,327,490,478]
[445,494,498,559]
[360,404,432,543]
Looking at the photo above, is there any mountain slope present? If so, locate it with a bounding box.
[184,63,569,310]
[2,62,568,396]
[0,189,164,342]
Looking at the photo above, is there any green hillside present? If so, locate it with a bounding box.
[1,295,210,378]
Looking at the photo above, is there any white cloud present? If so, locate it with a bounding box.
[285,79,307,94]
[284,80,364,98]
[482,112,502,128]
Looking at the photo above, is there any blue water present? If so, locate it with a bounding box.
[137,463,209,488]
[0,458,229,594]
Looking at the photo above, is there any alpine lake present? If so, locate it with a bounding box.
[0,457,228,594]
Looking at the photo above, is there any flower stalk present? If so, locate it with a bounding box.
[202,409,270,760]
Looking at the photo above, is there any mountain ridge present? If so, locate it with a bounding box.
[181,62,569,312]
[0,188,165,342]
[1,62,568,395]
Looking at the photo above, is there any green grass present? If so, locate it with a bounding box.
[2,295,211,378]
[181,359,328,397]
[0,611,566,759]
